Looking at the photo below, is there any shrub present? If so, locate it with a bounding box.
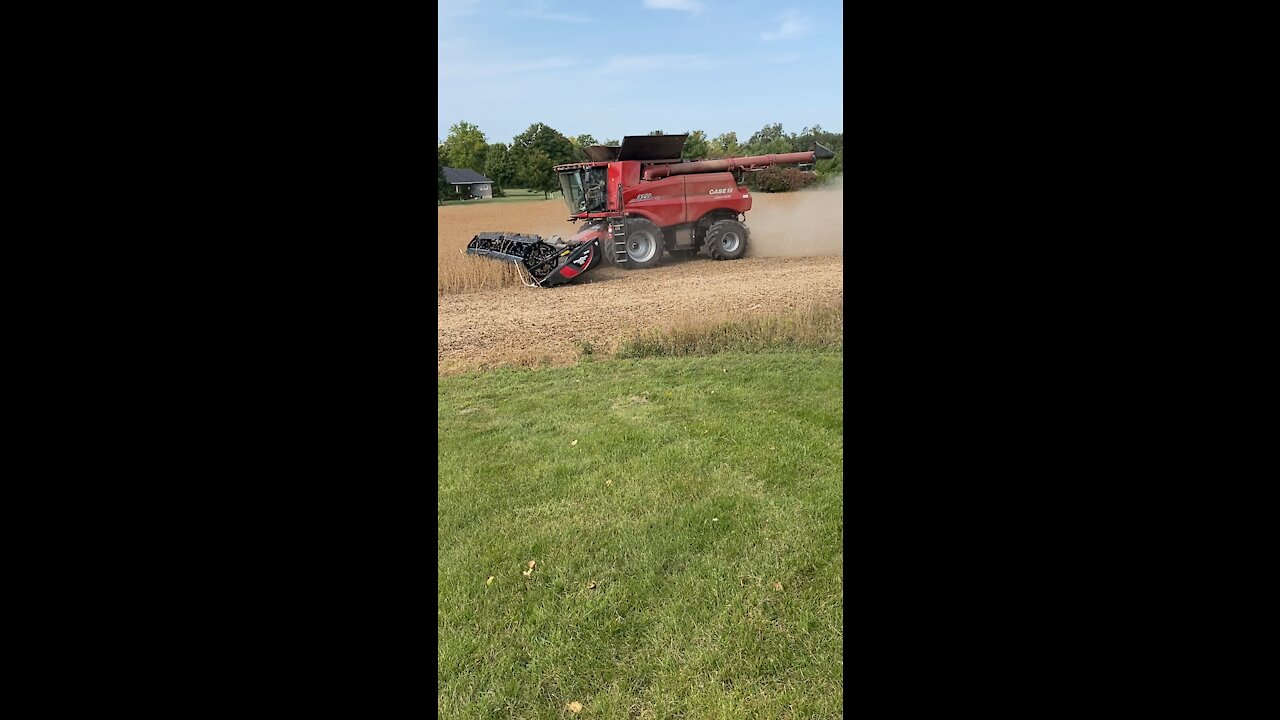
[750,166,818,193]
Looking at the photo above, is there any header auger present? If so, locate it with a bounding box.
[464,133,833,287]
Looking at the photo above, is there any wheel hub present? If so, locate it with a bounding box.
[628,231,656,262]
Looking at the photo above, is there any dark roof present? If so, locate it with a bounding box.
[443,166,492,184]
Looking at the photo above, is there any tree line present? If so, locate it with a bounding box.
[438,122,843,202]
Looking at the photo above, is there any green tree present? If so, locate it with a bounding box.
[438,150,448,205]
[746,123,786,152]
[603,138,619,146]
[572,133,600,161]
[518,149,557,198]
[484,142,516,188]
[511,123,576,199]
[441,121,488,173]
[681,130,709,159]
[816,148,843,179]
[708,131,741,158]
[792,124,820,153]
[761,137,793,155]
[748,123,785,142]
[793,125,844,179]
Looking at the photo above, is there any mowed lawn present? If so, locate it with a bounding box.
[438,352,843,718]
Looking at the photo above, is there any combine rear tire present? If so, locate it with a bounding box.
[623,218,663,269]
[704,219,748,261]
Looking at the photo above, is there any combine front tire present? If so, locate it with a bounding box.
[704,219,748,261]
[624,218,663,269]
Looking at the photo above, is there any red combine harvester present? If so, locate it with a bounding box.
[465,133,834,287]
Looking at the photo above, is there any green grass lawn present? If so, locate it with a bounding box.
[441,188,563,206]
[438,351,843,718]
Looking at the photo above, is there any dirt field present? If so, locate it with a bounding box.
[438,188,843,374]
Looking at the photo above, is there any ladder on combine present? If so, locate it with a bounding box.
[609,217,627,264]
[610,185,627,264]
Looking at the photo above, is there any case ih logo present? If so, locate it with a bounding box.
[709,188,734,195]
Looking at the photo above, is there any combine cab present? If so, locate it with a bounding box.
[463,133,833,287]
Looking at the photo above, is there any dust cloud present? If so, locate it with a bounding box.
[745,176,844,257]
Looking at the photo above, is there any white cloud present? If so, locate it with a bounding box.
[643,0,705,12]
[761,12,811,41]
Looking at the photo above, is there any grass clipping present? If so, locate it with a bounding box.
[615,301,842,358]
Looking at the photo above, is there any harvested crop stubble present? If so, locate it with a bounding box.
[438,256,843,374]
[437,200,580,295]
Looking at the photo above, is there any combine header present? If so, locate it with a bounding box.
[465,134,834,287]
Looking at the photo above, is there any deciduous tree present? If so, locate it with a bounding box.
[746,122,787,154]
[511,123,576,199]
[484,143,515,187]
[518,149,556,198]
[438,151,448,205]
[681,130,709,160]
[708,132,741,158]
[441,121,488,172]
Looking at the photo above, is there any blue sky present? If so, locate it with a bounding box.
[438,0,843,145]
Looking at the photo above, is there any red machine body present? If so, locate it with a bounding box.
[556,161,751,229]
[464,134,833,286]
[548,134,833,271]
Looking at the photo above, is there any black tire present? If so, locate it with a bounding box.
[704,218,749,260]
[622,217,663,269]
